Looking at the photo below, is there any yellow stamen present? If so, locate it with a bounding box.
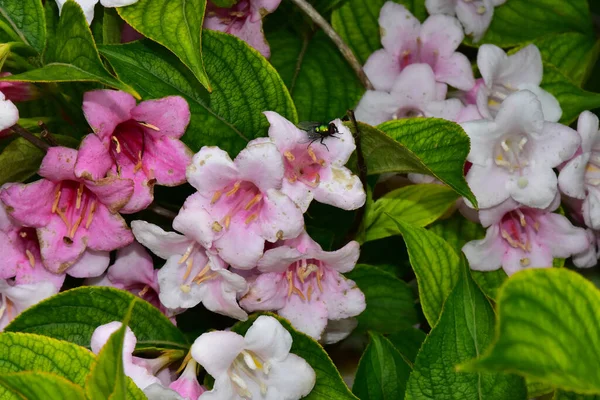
[211,190,222,204]
[286,271,294,298]
[52,185,62,213]
[244,194,262,210]
[226,181,241,197]
[287,174,298,183]
[307,147,318,162]
[178,245,194,264]
[182,257,195,282]
[307,284,313,301]
[111,136,121,153]
[138,121,160,131]
[138,285,150,297]
[224,215,232,229]
[19,231,27,238]
[70,215,83,238]
[180,284,191,293]
[194,263,212,280]
[284,151,295,161]
[133,151,143,173]
[520,258,530,267]
[212,221,223,232]
[193,272,218,285]
[76,183,84,210]
[245,213,258,225]
[56,209,70,231]
[85,201,97,229]
[316,269,324,292]
[292,286,306,301]
[25,250,35,267]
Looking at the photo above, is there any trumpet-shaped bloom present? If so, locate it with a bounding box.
[558,111,600,230]
[55,0,139,25]
[462,90,579,209]
[240,232,365,341]
[425,0,506,42]
[356,63,464,126]
[169,360,206,400]
[0,73,39,103]
[181,142,304,270]
[0,92,18,132]
[463,202,589,275]
[364,2,474,92]
[0,279,58,330]
[191,315,315,400]
[0,147,134,274]
[204,0,282,57]
[263,112,365,212]
[475,44,561,122]
[132,220,248,320]
[81,90,192,213]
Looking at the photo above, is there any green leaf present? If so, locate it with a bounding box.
[210,0,238,7]
[479,0,593,47]
[353,332,412,400]
[527,379,554,398]
[99,36,297,154]
[232,313,357,400]
[542,63,600,125]
[347,264,418,334]
[387,328,426,365]
[533,33,599,86]
[0,0,46,53]
[332,0,426,64]
[391,218,462,326]
[363,184,459,243]
[6,286,188,351]
[117,0,211,91]
[405,268,528,400]
[471,269,508,301]
[461,268,600,394]
[268,29,363,122]
[0,372,86,400]
[1,1,138,97]
[555,392,600,400]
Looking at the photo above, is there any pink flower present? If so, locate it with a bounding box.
[192,315,315,400]
[572,229,599,269]
[363,2,474,92]
[179,142,304,270]
[81,90,193,213]
[425,0,506,42]
[356,63,464,126]
[0,146,134,275]
[462,90,579,210]
[240,232,365,342]
[463,201,589,275]
[204,0,282,58]
[0,279,58,331]
[132,220,248,320]
[0,73,39,102]
[263,112,365,212]
[169,360,205,400]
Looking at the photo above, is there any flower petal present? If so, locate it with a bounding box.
[201,269,248,320]
[245,315,292,361]
[214,222,264,270]
[518,84,561,123]
[191,330,245,377]
[455,0,493,42]
[186,146,238,193]
[87,204,133,251]
[498,45,543,86]
[108,242,156,289]
[507,165,558,209]
[379,2,420,54]
[173,192,216,249]
[67,249,110,278]
[74,134,114,181]
[279,295,329,340]
[235,141,285,192]
[83,89,135,141]
[0,180,55,227]
[558,154,589,199]
[313,240,360,273]
[239,272,288,311]
[38,217,87,274]
[313,167,366,211]
[258,246,303,272]
[38,147,78,182]
[85,175,134,213]
[364,49,401,92]
[259,189,304,242]
[354,90,399,125]
[143,136,192,186]
[131,220,192,259]
[529,122,580,168]
[130,96,190,139]
[462,225,504,271]
[266,355,316,400]
[577,111,600,152]
[264,111,304,151]
[434,52,475,91]
[539,213,590,258]
[0,97,19,131]
[477,44,508,87]
[420,14,463,55]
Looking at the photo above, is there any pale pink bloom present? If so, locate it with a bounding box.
[364,2,474,92]
[356,63,463,126]
[145,384,185,400]
[55,0,139,25]
[425,0,506,42]
[91,321,161,390]
[454,104,483,123]
[0,279,58,331]
[180,142,304,270]
[463,90,579,210]
[463,200,589,276]
[240,232,365,342]
[0,147,134,275]
[0,73,39,102]
[204,0,282,57]
[132,220,248,320]
[169,360,206,400]
[0,92,18,133]
[263,112,365,212]
[192,315,315,400]
[476,44,561,122]
[81,90,192,213]
[572,228,599,269]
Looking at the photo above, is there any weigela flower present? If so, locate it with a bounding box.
[191,315,316,400]
[571,229,599,269]
[55,0,139,25]
[558,111,600,230]
[0,91,18,133]
[82,90,193,213]
[0,73,39,103]
[91,321,161,390]
[463,90,580,210]
[475,44,561,122]
[356,63,464,126]
[0,279,58,331]
[463,199,589,275]
[169,359,205,400]
[263,112,365,212]
[204,0,282,57]
[364,2,474,92]
[0,146,134,275]
[179,142,304,270]
[132,220,248,320]
[240,232,365,342]
[144,384,185,400]
[425,0,506,42]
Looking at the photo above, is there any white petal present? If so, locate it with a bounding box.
[244,315,292,361]
[477,44,507,87]
[192,331,245,377]
[131,220,192,260]
[558,154,589,199]
[462,225,504,271]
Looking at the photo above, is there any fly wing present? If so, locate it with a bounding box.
[297,121,320,131]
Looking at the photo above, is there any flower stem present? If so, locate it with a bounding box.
[287,0,374,90]
[10,124,50,152]
[148,203,177,220]
[38,121,59,146]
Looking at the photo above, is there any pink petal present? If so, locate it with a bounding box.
[258,246,303,272]
[494,90,544,137]
[538,213,590,258]
[201,269,248,320]
[518,84,562,123]
[108,242,156,288]
[281,179,313,213]
[38,217,87,274]
[191,331,245,377]
[455,0,493,43]
[0,230,21,279]
[0,281,58,330]
[130,96,190,139]
[173,192,216,249]
[239,272,288,311]
[214,222,264,270]
[354,90,398,125]
[187,147,239,193]
[264,111,304,151]
[497,45,543,86]
[235,141,285,192]
[117,165,154,214]
[312,166,366,211]
[577,111,600,152]
[86,203,133,251]
[420,14,463,56]
[462,225,504,271]
[74,134,114,181]
[425,98,464,120]
[85,175,134,213]
[312,240,360,273]
[157,254,209,309]
[38,147,78,182]
[0,180,55,227]
[364,49,401,92]
[507,165,558,209]
[466,164,510,209]
[425,0,456,15]
[66,249,110,278]
[131,220,192,259]
[231,18,271,58]
[279,295,329,340]
[142,136,192,186]
[379,2,420,55]
[434,52,475,91]
[320,272,366,320]
[83,90,136,141]
[259,189,304,242]
[530,122,580,168]
[502,243,550,275]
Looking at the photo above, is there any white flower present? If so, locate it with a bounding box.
[0,280,57,331]
[55,0,139,25]
[0,92,18,131]
[192,316,316,400]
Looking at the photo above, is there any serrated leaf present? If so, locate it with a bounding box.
[332,0,426,64]
[232,313,357,400]
[479,0,593,47]
[347,264,418,334]
[6,287,188,351]
[405,268,527,400]
[391,218,462,326]
[117,0,210,91]
[268,29,363,122]
[99,35,297,155]
[555,392,600,400]
[0,371,86,400]
[0,0,46,53]
[461,268,600,394]
[352,332,412,400]
[363,184,459,243]
[1,1,138,97]
[387,328,426,365]
[542,63,600,125]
